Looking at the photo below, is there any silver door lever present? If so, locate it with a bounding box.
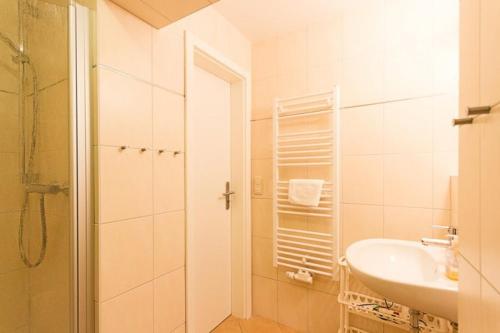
[222,181,235,210]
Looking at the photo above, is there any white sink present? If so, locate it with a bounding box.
[345,238,458,322]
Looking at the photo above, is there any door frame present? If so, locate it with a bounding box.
[69,3,94,332]
[185,32,252,324]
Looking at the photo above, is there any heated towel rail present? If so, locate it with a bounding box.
[272,88,340,280]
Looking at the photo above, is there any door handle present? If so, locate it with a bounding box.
[222,181,235,210]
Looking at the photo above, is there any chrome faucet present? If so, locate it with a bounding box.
[421,225,458,247]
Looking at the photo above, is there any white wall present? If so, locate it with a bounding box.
[251,1,459,332]
[94,1,250,332]
[458,0,500,331]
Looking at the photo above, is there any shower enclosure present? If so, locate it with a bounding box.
[0,0,93,332]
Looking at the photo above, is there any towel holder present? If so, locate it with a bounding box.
[272,88,340,280]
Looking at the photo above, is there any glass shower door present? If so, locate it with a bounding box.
[0,0,74,332]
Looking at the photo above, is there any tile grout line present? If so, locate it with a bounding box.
[96,63,185,97]
[99,265,185,304]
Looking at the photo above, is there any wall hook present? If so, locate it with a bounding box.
[173,151,181,157]
[140,148,147,153]
[158,149,165,154]
[119,146,127,151]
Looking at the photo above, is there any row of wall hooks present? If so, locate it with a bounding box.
[117,146,182,156]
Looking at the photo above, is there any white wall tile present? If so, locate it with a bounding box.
[383,55,433,101]
[433,152,458,210]
[458,256,481,333]
[276,31,307,78]
[307,62,341,94]
[252,76,277,120]
[383,0,434,100]
[340,53,384,107]
[479,0,500,105]
[251,119,273,159]
[384,154,433,208]
[98,147,153,223]
[99,282,154,333]
[307,290,340,333]
[153,153,185,214]
[307,20,342,70]
[252,198,273,239]
[383,98,433,154]
[458,124,481,268]
[383,206,432,241]
[252,39,278,81]
[154,211,185,277]
[432,0,459,95]
[252,275,278,321]
[277,281,308,332]
[154,268,186,333]
[276,72,308,100]
[98,69,152,148]
[480,107,500,290]
[342,155,383,205]
[252,236,277,279]
[342,0,384,59]
[433,94,459,152]
[153,88,185,152]
[481,278,500,332]
[152,23,184,94]
[342,204,383,253]
[341,104,383,155]
[98,217,154,301]
[97,0,152,81]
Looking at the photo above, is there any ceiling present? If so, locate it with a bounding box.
[213,0,343,42]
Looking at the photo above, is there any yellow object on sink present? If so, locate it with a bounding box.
[446,235,459,281]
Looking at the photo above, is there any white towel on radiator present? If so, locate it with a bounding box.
[288,179,325,207]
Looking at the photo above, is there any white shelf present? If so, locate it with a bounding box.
[338,257,456,333]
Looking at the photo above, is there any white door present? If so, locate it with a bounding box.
[187,66,232,332]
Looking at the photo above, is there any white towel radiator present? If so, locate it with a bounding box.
[272,88,340,280]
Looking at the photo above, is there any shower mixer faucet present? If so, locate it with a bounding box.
[25,183,69,195]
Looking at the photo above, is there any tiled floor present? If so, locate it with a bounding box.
[212,316,299,333]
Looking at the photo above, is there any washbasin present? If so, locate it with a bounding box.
[345,238,458,322]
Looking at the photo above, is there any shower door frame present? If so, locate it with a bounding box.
[69,3,93,333]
